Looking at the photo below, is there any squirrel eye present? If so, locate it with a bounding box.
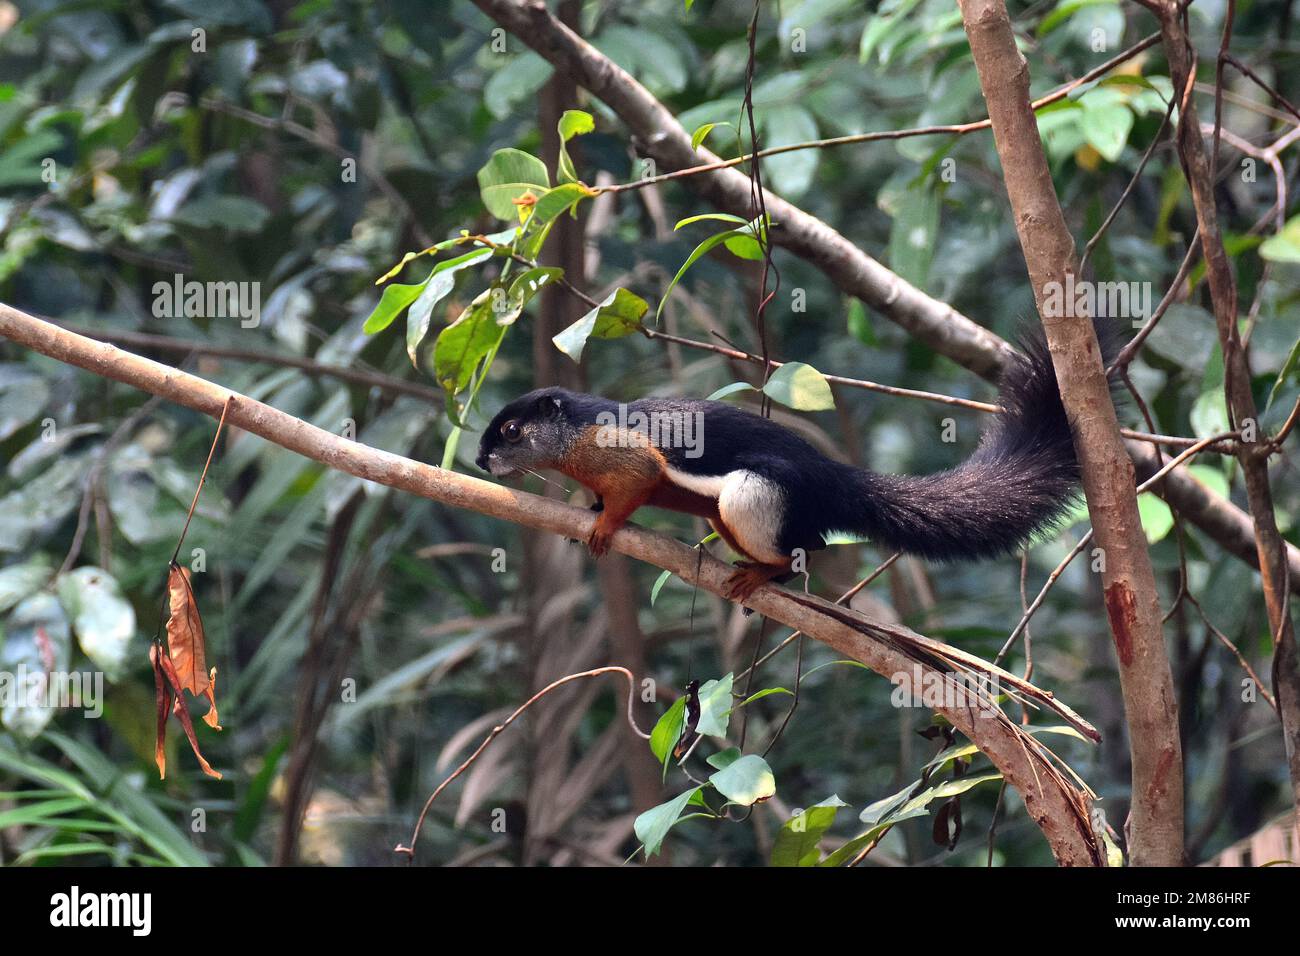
[502,421,522,443]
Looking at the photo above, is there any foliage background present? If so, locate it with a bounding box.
[0,0,1296,866]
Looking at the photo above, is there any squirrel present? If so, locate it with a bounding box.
[475,325,1116,603]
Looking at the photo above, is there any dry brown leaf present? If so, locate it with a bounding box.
[149,644,170,780]
[165,563,208,696]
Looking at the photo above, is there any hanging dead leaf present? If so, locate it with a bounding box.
[150,644,170,780]
[164,562,220,730]
[154,644,222,780]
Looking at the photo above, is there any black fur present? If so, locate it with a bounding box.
[476,323,1121,563]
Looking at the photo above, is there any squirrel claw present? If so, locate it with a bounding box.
[722,562,772,603]
[586,528,612,558]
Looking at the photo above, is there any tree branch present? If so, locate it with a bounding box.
[469,0,1300,597]
[960,0,1184,865]
[0,302,1101,865]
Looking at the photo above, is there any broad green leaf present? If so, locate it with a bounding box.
[552,288,648,361]
[1187,463,1230,500]
[405,248,494,365]
[860,781,916,825]
[708,753,776,806]
[1137,492,1174,544]
[1265,333,1300,412]
[649,696,688,767]
[363,281,426,335]
[1261,216,1300,264]
[0,368,50,442]
[1,592,71,738]
[706,746,742,770]
[634,786,701,857]
[0,561,52,614]
[476,148,550,220]
[762,104,819,197]
[771,795,850,867]
[1080,100,1133,163]
[695,673,734,737]
[484,52,553,119]
[762,362,834,410]
[432,290,507,398]
[531,182,596,225]
[819,807,931,866]
[57,566,135,681]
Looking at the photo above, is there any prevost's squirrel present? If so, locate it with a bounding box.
[475,327,1114,603]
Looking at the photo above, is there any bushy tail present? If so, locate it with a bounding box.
[844,323,1118,562]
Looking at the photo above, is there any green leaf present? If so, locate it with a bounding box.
[476,148,550,220]
[405,248,494,365]
[674,213,749,230]
[432,289,508,400]
[57,567,134,681]
[634,786,701,857]
[531,182,596,225]
[0,561,52,614]
[708,753,776,806]
[690,122,726,150]
[649,696,688,767]
[484,52,553,119]
[734,687,794,708]
[695,673,734,737]
[762,104,819,197]
[819,807,931,866]
[706,382,756,401]
[762,362,835,410]
[552,288,648,362]
[1137,492,1174,544]
[771,795,850,867]
[656,217,768,322]
[557,109,595,183]
[706,746,742,770]
[363,281,426,335]
[649,569,673,605]
[1265,333,1300,412]
[1,592,71,738]
[1080,99,1134,163]
[1260,216,1300,264]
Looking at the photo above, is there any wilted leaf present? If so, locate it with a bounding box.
[165,563,219,730]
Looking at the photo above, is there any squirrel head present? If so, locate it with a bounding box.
[476,387,577,478]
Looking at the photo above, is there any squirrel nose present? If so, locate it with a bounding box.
[475,450,489,471]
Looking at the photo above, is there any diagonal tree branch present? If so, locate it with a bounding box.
[0,302,1101,866]
[470,0,1300,598]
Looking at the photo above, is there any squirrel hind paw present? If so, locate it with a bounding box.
[722,562,781,603]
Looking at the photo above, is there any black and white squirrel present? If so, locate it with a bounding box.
[476,325,1119,602]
